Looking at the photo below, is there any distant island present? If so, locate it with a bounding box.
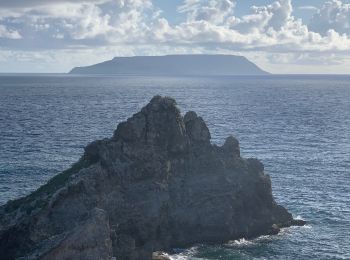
[69,54,269,76]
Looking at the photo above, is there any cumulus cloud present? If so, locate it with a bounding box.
[309,0,350,35]
[0,25,21,39]
[227,0,293,33]
[0,0,109,8]
[267,52,346,66]
[0,0,350,73]
[178,0,235,24]
[157,0,350,54]
[0,0,155,44]
[2,0,350,52]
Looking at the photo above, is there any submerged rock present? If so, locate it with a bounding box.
[0,96,303,260]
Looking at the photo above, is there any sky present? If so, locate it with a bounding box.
[0,0,350,74]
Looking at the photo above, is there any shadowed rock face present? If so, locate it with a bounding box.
[0,96,302,260]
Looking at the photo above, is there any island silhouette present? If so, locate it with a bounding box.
[69,54,269,76]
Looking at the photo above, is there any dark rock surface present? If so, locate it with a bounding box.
[0,96,302,260]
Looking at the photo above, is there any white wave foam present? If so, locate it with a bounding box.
[294,215,305,220]
[226,238,255,247]
[301,224,312,229]
[255,234,274,241]
[169,246,200,260]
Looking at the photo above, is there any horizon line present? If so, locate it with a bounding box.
[1,73,350,76]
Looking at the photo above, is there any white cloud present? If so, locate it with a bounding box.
[178,0,235,24]
[0,25,21,39]
[267,52,345,66]
[0,0,155,42]
[227,0,293,33]
[155,0,350,54]
[0,0,109,8]
[0,0,350,73]
[309,0,350,35]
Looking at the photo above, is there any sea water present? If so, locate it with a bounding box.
[0,74,349,259]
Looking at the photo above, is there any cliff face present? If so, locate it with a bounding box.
[0,96,302,260]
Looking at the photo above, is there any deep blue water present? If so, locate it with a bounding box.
[0,74,349,259]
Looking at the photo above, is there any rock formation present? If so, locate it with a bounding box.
[0,96,304,260]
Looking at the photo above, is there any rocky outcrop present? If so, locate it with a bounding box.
[0,96,303,260]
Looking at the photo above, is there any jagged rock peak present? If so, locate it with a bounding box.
[184,111,211,143]
[113,96,184,144]
[144,95,178,111]
[183,111,197,122]
[113,96,213,154]
[222,135,240,157]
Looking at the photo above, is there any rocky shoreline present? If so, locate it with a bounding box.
[0,96,305,260]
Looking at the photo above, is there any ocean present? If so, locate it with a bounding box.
[0,74,349,259]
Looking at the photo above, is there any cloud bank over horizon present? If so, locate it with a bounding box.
[0,0,350,73]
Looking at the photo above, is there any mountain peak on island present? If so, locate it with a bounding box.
[69,54,269,75]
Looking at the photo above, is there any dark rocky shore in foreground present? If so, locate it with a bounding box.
[0,96,304,260]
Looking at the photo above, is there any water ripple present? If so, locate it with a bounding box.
[0,75,349,259]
